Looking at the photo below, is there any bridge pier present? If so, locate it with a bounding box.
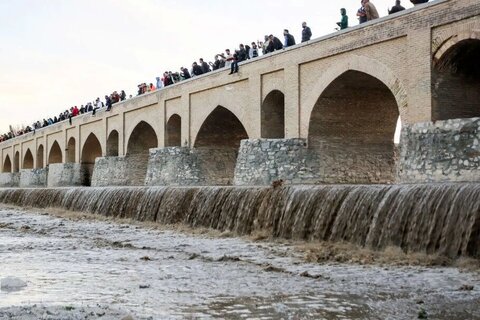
[19,169,48,188]
[47,163,85,187]
[92,155,149,186]
[234,139,321,186]
[0,173,20,188]
[398,118,480,183]
[146,147,237,186]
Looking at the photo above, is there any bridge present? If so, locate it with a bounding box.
[1,0,479,188]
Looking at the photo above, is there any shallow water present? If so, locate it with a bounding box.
[0,207,479,319]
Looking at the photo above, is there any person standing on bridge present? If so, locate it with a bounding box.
[301,22,312,42]
[364,0,379,21]
[337,8,349,30]
[283,29,296,48]
[389,0,406,14]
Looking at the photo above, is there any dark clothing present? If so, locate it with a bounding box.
[212,60,221,70]
[105,96,112,111]
[285,33,296,47]
[389,5,405,14]
[192,65,204,76]
[301,26,312,42]
[338,15,348,29]
[181,69,191,79]
[201,62,211,73]
[267,37,283,52]
[237,48,248,62]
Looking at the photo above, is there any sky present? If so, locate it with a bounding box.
[0,0,414,134]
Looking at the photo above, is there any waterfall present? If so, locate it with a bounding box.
[0,184,478,258]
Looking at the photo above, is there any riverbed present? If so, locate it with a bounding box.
[0,206,479,319]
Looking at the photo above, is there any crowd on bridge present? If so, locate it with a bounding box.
[0,0,421,143]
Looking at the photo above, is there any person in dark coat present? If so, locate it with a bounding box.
[180,67,191,79]
[199,58,211,73]
[389,0,406,14]
[301,22,312,42]
[191,62,204,76]
[267,35,283,52]
[283,29,296,47]
[237,44,248,62]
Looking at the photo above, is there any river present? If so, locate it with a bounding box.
[0,206,479,319]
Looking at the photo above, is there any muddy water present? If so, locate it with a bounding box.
[0,207,479,319]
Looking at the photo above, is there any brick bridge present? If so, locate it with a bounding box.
[1,0,479,187]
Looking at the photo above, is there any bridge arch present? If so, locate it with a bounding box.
[194,106,249,148]
[165,114,182,147]
[432,34,480,120]
[106,130,119,156]
[126,121,158,155]
[303,55,407,135]
[125,121,158,185]
[48,141,63,165]
[36,145,44,168]
[261,90,285,138]
[13,151,20,173]
[308,68,400,184]
[194,105,249,185]
[3,155,12,173]
[81,133,103,186]
[66,137,76,163]
[23,149,34,169]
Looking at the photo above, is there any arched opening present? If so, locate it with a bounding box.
[81,133,103,186]
[261,90,285,138]
[23,149,34,169]
[48,141,63,164]
[194,106,249,185]
[13,152,20,173]
[3,155,12,173]
[127,121,158,155]
[126,121,158,185]
[66,137,76,163]
[106,130,119,156]
[432,39,480,120]
[36,145,44,168]
[308,70,399,183]
[165,114,182,147]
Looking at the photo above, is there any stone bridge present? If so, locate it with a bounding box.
[1,0,479,187]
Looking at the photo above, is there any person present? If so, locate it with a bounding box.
[199,58,211,73]
[120,90,126,101]
[301,22,312,42]
[389,0,405,14]
[357,1,368,24]
[267,34,283,52]
[337,8,349,30]
[283,29,296,48]
[364,0,379,21]
[149,83,155,91]
[72,106,79,116]
[105,95,112,111]
[262,35,271,54]
[210,55,222,70]
[229,50,239,74]
[221,49,234,68]
[156,77,163,89]
[180,67,191,79]
[96,97,103,111]
[237,44,248,62]
[191,62,204,76]
[249,42,259,59]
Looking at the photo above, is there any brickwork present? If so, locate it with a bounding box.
[0,0,479,186]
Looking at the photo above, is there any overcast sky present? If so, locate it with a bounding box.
[0,0,414,134]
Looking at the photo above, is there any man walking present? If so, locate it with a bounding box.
[301,22,312,42]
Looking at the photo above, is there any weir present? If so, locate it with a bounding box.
[0,184,478,259]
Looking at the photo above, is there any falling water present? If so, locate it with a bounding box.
[0,184,478,258]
